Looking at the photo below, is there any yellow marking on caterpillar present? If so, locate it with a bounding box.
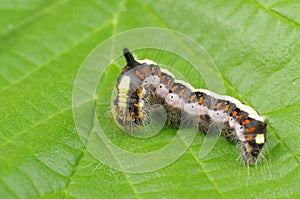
[255,134,265,144]
[117,76,130,109]
[134,104,143,119]
[134,103,141,111]
[137,87,143,97]
[118,97,127,103]
[137,112,143,119]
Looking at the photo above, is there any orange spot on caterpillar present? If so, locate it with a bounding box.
[239,114,243,120]
[151,66,155,74]
[232,111,238,116]
[160,75,166,82]
[225,104,229,112]
[179,89,185,97]
[246,127,256,133]
[143,68,149,76]
[135,70,145,80]
[166,79,171,87]
[247,144,253,150]
[189,94,196,102]
[215,102,222,110]
[242,119,250,125]
[198,96,203,105]
[171,85,178,92]
[157,68,161,76]
[247,134,253,141]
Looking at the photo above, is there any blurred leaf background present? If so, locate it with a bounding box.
[0,0,299,198]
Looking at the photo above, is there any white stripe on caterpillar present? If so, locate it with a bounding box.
[117,75,131,109]
[196,89,264,122]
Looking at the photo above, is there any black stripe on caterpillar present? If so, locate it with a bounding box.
[114,48,267,165]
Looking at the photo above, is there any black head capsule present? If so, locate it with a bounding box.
[122,48,141,73]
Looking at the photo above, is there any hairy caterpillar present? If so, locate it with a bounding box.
[114,48,267,165]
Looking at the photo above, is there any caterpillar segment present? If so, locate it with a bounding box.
[183,91,210,132]
[153,72,175,104]
[240,118,267,165]
[138,64,161,106]
[114,51,148,129]
[114,48,267,166]
[115,49,162,130]
[114,73,143,129]
[208,99,237,140]
[165,82,193,128]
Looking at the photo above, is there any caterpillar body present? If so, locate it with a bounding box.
[114,48,267,165]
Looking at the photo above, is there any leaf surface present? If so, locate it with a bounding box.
[0,0,299,198]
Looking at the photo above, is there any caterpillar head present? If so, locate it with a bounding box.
[120,48,141,74]
[241,120,267,165]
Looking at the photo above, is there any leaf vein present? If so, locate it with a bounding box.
[252,0,300,29]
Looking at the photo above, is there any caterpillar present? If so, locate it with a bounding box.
[114,48,267,165]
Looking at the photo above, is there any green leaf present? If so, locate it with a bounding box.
[1,0,299,198]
